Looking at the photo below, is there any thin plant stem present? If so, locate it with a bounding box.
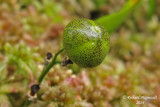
[38,48,64,84]
[23,49,64,107]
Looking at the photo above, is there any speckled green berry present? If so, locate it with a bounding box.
[63,19,110,68]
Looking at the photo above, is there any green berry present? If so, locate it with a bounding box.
[63,19,110,68]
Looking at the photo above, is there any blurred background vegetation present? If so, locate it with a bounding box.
[0,0,160,107]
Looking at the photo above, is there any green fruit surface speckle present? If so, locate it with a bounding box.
[63,19,110,68]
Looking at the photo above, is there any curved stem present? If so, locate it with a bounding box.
[23,49,64,107]
[38,48,64,84]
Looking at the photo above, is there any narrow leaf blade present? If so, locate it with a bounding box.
[96,0,141,34]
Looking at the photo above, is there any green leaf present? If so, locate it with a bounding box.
[96,0,141,34]
[147,0,156,20]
